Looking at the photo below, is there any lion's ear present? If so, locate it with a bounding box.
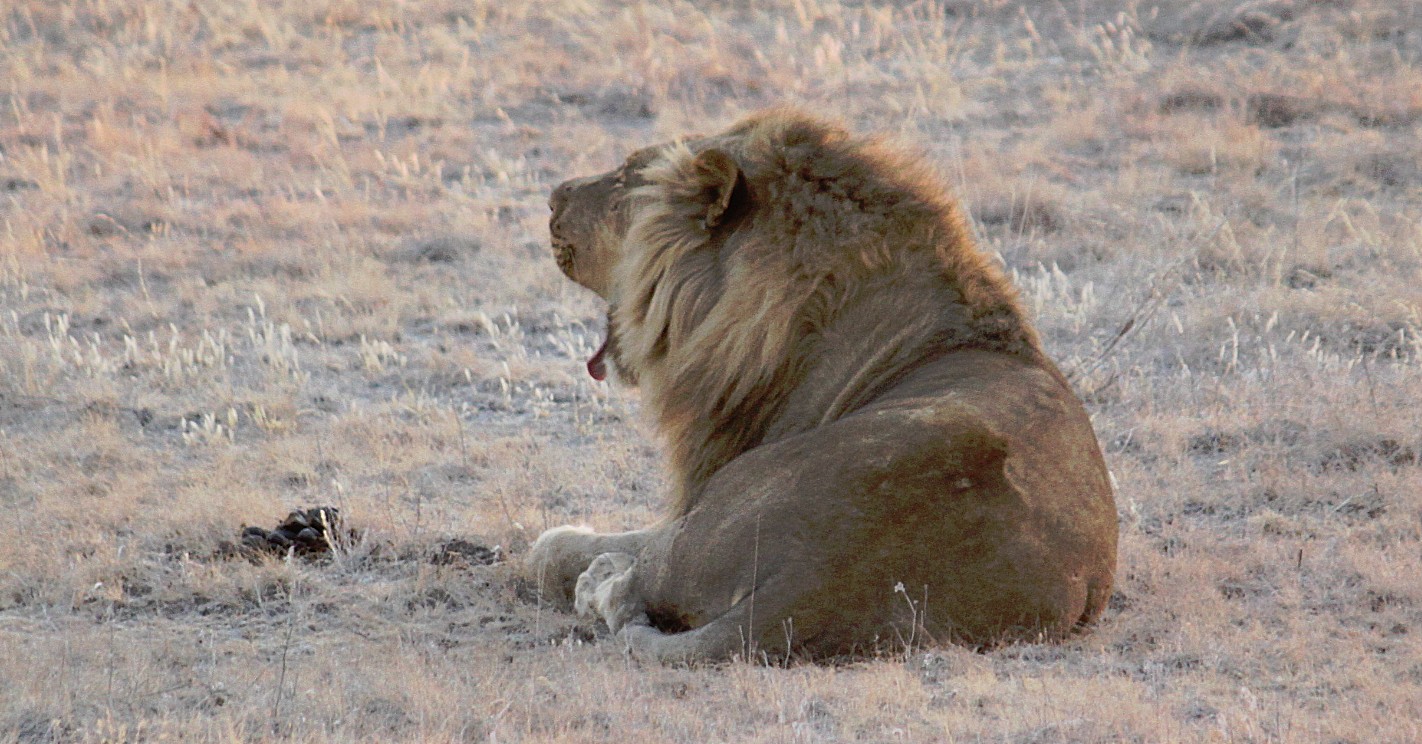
[691,148,743,231]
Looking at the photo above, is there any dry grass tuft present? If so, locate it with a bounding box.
[2,0,1420,741]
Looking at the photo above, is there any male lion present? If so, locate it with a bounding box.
[527,108,1117,662]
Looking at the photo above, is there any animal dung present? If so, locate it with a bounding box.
[238,506,351,558]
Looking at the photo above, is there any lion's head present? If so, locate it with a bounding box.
[550,108,1041,514]
[548,143,668,384]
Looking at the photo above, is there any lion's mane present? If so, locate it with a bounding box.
[611,110,1041,515]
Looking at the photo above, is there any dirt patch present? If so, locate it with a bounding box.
[1146,2,1296,46]
[215,507,507,572]
[429,538,503,567]
[1318,438,1418,472]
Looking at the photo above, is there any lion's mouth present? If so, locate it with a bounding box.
[586,313,614,381]
[587,334,610,381]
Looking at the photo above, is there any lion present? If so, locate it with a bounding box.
[527,108,1118,662]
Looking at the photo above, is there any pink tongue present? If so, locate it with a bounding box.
[586,336,609,381]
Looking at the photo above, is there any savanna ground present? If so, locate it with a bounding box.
[1,0,1420,741]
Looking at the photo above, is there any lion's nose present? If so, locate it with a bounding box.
[550,181,570,212]
[549,194,564,234]
[551,177,594,232]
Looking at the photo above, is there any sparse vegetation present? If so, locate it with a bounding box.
[1,0,1419,741]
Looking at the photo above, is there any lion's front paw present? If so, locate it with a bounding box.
[574,552,643,633]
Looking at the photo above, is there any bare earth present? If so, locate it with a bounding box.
[2,1,1420,741]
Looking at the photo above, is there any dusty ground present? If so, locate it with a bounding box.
[2,0,1421,741]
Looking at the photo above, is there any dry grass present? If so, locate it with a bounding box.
[2,0,1420,741]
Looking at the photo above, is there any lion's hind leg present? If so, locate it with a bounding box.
[615,600,779,665]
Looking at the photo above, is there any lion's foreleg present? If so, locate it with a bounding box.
[524,526,653,607]
[574,552,646,632]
